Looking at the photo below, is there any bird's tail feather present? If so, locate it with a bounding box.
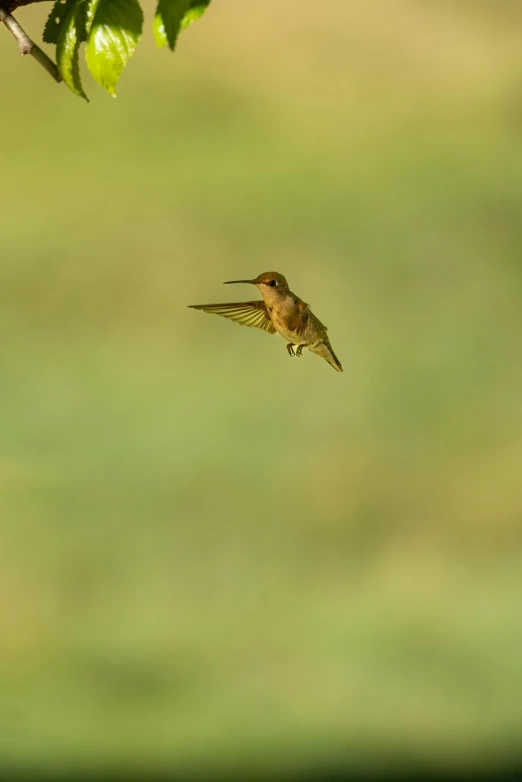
[309,340,343,372]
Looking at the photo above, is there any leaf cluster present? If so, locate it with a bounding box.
[42,0,211,99]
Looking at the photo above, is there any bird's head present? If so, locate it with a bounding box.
[223,271,290,300]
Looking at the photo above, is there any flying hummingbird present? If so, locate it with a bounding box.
[189,272,343,372]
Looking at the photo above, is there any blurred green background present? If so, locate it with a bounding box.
[1,0,522,774]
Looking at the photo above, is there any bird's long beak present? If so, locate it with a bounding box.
[223,279,256,285]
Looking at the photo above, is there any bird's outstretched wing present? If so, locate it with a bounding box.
[188,300,276,334]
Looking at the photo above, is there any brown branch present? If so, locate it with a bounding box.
[7,0,52,10]
[0,3,61,83]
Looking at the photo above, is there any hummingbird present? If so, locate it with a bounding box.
[189,272,343,372]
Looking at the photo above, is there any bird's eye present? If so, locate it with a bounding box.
[267,280,276,287]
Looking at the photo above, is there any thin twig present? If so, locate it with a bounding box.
[0,4,61,83]
[8,0,52,8]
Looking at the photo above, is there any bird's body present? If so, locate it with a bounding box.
[189,272,343,372]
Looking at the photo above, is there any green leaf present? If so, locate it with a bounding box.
[56,0,88,100]
[181,1,211,30]
[85,0,143,97]
[43,0,81,44]
[154,0,188,50]
[154,0,210,51]
[84,0,98,35]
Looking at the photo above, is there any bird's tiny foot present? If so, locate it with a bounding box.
[296,344,305,357]
[287,343,295,357]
